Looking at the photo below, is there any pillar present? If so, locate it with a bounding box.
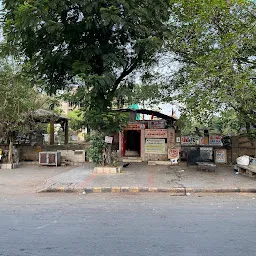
[64,121,69,145]
[50,118,55,145]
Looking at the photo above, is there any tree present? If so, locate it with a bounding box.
[180,109,241,136]
[3,0,169,103]
[0,59,38,164]
[3,0,170,164]
[164,0,256,131]
[112,83,164,109]
[86,110,129,165]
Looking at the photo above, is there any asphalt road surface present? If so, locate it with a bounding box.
[0,193,256,256]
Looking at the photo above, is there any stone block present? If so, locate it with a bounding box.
[149,187,158,192]
[94,166,122,174]
[129,187,139,193]
[101,187,112,193]
[139,187,149,192]
[121,187,129,192]
[1,163,17,169]
[93,187,102,193]
[112,187,121,192]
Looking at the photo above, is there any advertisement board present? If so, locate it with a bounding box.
[215,149,227,163]
[145,139,166,154]
[181,136,197,145]
[199,137,209,145]
[209,135,223,146]
[105,136,113,144]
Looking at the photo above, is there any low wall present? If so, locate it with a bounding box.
[232,136,256,163]
[9,143,91,162]
[144,153,168,161]
[58,149,86,163]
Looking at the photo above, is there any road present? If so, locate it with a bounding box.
[0,193,256,256]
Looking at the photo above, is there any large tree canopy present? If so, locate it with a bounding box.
[164,0,256,130]
[3,0,169,112]
[2,0,171,165]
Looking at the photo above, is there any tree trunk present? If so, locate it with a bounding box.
[102,144,112,166]
[246,122,251,134]
[8,138,13,164]
[105,144,112,165]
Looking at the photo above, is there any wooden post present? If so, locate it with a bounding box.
[50,118,55,145]
[64,121,69,145]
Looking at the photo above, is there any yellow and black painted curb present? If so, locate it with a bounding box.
[38,187,256,194]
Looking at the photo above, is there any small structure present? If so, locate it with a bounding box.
[32,109,69,145]
[39,151,61,167]
[117,109,180,164]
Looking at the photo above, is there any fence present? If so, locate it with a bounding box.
[231,136,256,164]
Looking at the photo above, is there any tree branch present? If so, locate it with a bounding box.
[109,54,141,95]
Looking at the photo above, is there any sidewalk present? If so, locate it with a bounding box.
[0,164,74,195]
[36,162,256,195]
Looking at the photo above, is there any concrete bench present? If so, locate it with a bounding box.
[237,164,256,178]
[196,162,217,172]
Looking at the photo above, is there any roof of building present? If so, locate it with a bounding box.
[115,108,178,121]
[32,109,68,123]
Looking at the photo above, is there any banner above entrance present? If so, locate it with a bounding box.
[148,120,166,129]
[125,123,145,130]
[145,129,167,138]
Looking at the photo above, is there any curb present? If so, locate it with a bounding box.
[38,187,256,194]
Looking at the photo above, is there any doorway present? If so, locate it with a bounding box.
[123,130,141,157]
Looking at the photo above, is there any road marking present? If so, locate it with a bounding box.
[35,221,58,230]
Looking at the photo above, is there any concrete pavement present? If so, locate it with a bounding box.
[35,162,256,194]
[0,162,256,195]
[0,164,74,195]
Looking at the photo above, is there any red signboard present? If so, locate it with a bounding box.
[145,129,167,138]
[168,128,175,146]
[125,123,145,130]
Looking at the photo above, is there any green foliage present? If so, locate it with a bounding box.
[84,111,128,165]
[112,83,164,109]
[129,84,163,108]
[2,0,171,165]
[3,0,170,98]
[87,134,106,165]
[84,110,129,135]
[67,109,85,131]
[210,110,241,135]
[247,129,256,140]
[165,0,256,130]
[0,59,38,139]
[179,114,203,136]
[180,109,242,136]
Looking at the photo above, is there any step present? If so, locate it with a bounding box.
[148,161,178,166]
[123,157,142,163]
